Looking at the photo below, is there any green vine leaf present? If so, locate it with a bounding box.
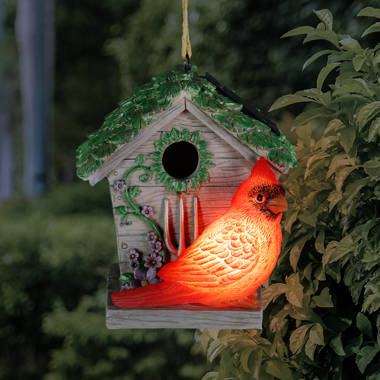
[151,163,163,172]
[191,130,200,144]
[198,140,208,150]
[170,128,181,141]
[173,181,183,192]
[156,172,167,184]
[115,206,128,215]
[150,151,162,162]
[154,140,165,152]
[190,177,199,189]
[128,186,141,198]
[120,273,134,285]
[135,154,145,165]
[161,131,170,145]
[182,128,191,141]
[165,177,173,191]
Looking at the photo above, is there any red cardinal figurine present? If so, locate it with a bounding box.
[112,157,287,308]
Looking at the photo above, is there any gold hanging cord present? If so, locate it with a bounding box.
[181,0,192,61]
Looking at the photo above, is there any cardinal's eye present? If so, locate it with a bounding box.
[256,194,265,203]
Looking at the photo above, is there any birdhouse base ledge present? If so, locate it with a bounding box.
[106,264,263,329]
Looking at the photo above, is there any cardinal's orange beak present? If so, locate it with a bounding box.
[267,195,288,214]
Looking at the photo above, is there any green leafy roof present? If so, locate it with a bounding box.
[76,65,296,180]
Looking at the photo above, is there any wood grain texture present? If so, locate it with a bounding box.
[185,97,286,176]
[185,98,260,164]
[106,263,262,329]
[107,158,252,184]
[89,96,187,185]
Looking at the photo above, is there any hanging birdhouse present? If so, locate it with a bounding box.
[76,64,296,329]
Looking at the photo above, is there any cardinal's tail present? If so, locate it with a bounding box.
[111,281,197,308]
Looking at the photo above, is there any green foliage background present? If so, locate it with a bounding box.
[2,1,380,379]
[0,183,208,379]
[201,8,380,380]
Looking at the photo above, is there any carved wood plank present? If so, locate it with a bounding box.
[106,263,263,329]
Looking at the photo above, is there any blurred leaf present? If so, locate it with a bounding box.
[357,7,380,18]
[317,63,340,90]
[356,345,380,373]
[289,324,312,354]
[356,101,380,129]
[361,22,380,38]
[353,54,366,71]
[313,287,333,307]
[302,50,333,71]
[303,30,339,48]
[264,360,294,380]
[323,235,354,265]
[262,283,286,309]
[313,9,333,30]
[330,334,346,356]
[339,126,356,153]
[281,26,315,38]
[269,94,317,111]
[289,235,309,271]
[339,36,361,51]
[285,274,303,308]
[367,117,380,142]
[356,312,373,337]
[363,160,380,179]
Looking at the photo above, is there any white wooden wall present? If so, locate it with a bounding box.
[107,111,253,274]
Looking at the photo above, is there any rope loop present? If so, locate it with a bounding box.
[181,0,192,64]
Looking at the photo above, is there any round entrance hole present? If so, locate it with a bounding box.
[162,141,199,179]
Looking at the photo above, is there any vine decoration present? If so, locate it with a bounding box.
[150,128,214,193]
[113,154,167,289]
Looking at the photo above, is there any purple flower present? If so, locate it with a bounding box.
[134,267,161,286]
[146,231,158,243]
[129,260,139,270]
[141,205,153,218]
[128,249,140,262]
[144,254,163,269]
[151,240,162,252]
[113,180,126,192]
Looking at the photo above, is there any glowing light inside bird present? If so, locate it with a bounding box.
[112,157,287,309]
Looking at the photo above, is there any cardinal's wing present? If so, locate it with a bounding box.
[158,215,259,288]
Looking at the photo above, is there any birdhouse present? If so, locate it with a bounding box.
[76,65,296,329]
